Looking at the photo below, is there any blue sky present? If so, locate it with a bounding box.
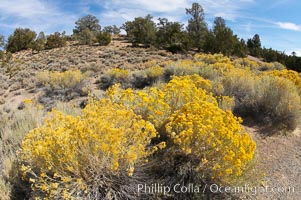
[0,0,300,55]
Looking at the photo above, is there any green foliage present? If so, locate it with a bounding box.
[45,32,66,49]
[95,31,111,46]
[234,39,248,57]
[247,34,262,57]
[30,32,46,53]
[73,14,101,34]
[103,25,121,35]
[76,28,95,45]
[203,17,247,57]
[6,28,37,53]
[155,18,190,53]
[0,35,5,48]
[186,2,208,51]
[122,15,156,46]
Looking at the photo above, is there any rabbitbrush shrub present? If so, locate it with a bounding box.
[106,75,257,188]
[166,101,256,184]
[19,99,164,199]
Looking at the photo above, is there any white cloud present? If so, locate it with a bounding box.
[97,0,255,28]
[101,0,192,13]
[276,22,301,31]
[0,0,78,35]
[0,0,256,36]
[294,50,301,56]
[0,0,51,18]
[197,0,255,21]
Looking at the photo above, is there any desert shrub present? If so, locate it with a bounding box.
[257,62,273,71]
[254,76,301,130]
[99,68,130,89]
[163,60,200,81]
[46,32,66,49]
[166,101,256,184]
[19,99,164,199]
[0,178,10,200]
[165,43,186,53]
[36,70,86,91]
[197,64,221,81]
[207,62,236,75]
[270,62,286,70]
[95,32,111,46]
[194,53,232,65]
[264,69,301,93]
[106,68,130,80]
[107,74,257,198]
[215,95,235,111]
[76,28,95,45]
[36,70,88,108]
[143,66,164,79]
[221,68,301,130]
[108,75,219,130]
[6,28,37,53]
[222,68,256,107]
[0,100,44,199]
[233,58,259,70]
[131,66,163,88]
[16,73,258,199]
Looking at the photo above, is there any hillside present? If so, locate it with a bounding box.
[0,37,301,200]
[0,36,185,112]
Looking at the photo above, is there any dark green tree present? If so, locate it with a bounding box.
[6,28,37,53]
[233,38,248,57]
[186,2,208,51]
[203,17,247,57]
[73,14,101,34]
[203,30,216,53]
[212,17,236,56]
[103,25,120,35]
[155,18,189,52]
[122,15,156,46]
[46,32,66,49]
[0,35,4,48]
[31,32,46,53]
[76,28,95,45]
[247,34,262,57]
[95,31,111,46]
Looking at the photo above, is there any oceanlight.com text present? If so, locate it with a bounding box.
[137,183,295,196]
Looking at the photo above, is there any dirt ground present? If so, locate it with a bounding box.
[245,126,301,200]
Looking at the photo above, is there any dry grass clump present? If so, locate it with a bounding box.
[254,76,301,130]
[98,68,131,89]
[163,60,200,81]
[36,70,90,109]
[99,66,164,89]
[221,68,301,131]
[0,100,44,199]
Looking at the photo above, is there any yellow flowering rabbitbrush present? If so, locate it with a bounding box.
[107,75,217,128]
[36,70,85,90]
[20,99,163,199]
[166,101,256,184]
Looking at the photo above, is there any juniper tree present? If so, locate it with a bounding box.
[186,2,208,51]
